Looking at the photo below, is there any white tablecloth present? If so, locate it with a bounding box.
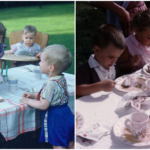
[0,65,75,140]
[76,69,150,149]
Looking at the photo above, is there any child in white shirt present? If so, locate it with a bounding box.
[76,24,126,97]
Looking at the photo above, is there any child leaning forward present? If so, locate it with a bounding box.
[76,24,126,97]
[20,44,74,149]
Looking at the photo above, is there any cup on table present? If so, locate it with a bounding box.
[141,79,150,96]
[125,112,149,141]
[34,66,42,79]
[8,76,18,92]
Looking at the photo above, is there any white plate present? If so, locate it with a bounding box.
[143,63,150,75]
[76,112,84,132]
[113,115,150,147]
[115,74,142,93]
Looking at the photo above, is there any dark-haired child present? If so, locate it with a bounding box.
[0,22,7,58]
[76,24,126,97]
[117,9,150,74]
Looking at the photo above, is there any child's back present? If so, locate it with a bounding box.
[20,44,74,149]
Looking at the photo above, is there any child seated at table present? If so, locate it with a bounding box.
[5,25,42,66]
[76,24,126,97]
[117,9,150,74]
[20,44,74,149]
[0,22,7,58]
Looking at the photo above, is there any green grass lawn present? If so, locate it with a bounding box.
[1,2,74,74]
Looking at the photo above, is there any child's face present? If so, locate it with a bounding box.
[39,52,50,74]
[135,27,150,46]
[94,44,124,69]
[22,32,35,47]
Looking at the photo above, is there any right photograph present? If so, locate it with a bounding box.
[76,1,150,149]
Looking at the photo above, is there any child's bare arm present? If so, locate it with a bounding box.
[23,92,38,99]
[90,1,130,22]
[4,50,13,54]
[20,98,50,110]
[76,79,116,97]
[36,52,42,58]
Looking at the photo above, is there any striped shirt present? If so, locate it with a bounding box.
[41,75,69,106]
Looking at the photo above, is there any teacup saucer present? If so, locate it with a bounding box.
[143,63,150,75]
[113,115,150,146]
[76,112,84,133]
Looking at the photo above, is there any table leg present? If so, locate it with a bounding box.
[11,61,14,68]
[0,60,6,69]
[0,60,2,68]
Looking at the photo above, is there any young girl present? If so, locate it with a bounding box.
[76,24,126,97]
[117,9,150,74]
[0,22,7,58]
[20,44,74,149]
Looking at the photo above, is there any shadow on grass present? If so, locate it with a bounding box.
[3,33,74,74]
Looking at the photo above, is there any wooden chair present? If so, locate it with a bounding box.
[9,30,49,49]
[1,30,49,68]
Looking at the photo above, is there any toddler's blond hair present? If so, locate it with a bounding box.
[43,44,72,74]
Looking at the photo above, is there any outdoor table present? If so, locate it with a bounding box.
[0,54,40,68]
[76,69,150,149]
[0,64,75,141]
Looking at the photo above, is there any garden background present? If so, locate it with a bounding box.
[1,1,74,74]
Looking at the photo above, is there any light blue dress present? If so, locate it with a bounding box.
[11,42,42,56]
[10,42,42,66]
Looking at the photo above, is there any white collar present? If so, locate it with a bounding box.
[88,54,116,80]
[88,54,112,72]
[88,54,104,68]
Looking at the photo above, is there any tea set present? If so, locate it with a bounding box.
[114,77,150,146]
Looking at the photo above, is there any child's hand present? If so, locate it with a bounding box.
[23,93,32,98]
[20,97,29,104]
[100,79,116,92]
[131,55,141,66]
[36,52,41,58]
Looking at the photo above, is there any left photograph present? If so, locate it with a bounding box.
[0,1,75,149]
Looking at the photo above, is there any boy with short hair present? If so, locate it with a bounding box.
[76,24,126,97]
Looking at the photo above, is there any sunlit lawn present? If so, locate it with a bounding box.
[0,2,74,74]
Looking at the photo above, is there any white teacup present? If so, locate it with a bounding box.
[8,76,18,92]
[141,79,150,96]
[125,112,149,141]
[34,66,42,79]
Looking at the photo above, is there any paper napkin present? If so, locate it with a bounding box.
[76,123,109,142]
